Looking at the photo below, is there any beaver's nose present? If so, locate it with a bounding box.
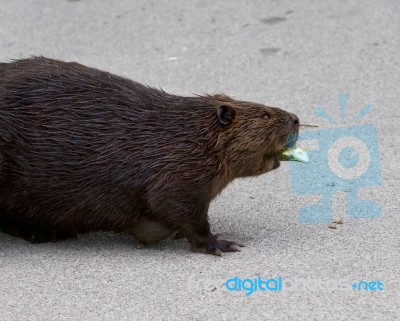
[291,113,300,127]
[285,113,300,147]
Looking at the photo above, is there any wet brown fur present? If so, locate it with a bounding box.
[0,57,299,254]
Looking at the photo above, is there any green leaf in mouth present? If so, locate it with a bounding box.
[278,147,309,163]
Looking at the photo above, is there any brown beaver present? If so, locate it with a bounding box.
[0,56,299,255]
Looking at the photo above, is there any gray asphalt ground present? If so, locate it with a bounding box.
[0,0,399,320]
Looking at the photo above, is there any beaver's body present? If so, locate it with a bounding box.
[0,57,299,255]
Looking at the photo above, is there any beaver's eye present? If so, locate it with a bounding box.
[262,112,270,120]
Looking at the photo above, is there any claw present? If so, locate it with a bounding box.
[206,235,245,255]
[231,245,242,252]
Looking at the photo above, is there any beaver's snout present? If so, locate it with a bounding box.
[290,112,300,128]
[285,113,300,147]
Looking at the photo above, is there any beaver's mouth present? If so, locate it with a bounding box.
[284,133,299,148]
[274,132,299,155]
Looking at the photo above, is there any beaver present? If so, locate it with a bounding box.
[0,56,299,255]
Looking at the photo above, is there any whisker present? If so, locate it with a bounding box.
[300,123,319,128]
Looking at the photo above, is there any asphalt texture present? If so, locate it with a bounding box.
[0,0,399,320]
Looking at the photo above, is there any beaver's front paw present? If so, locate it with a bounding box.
[205,234,245,256]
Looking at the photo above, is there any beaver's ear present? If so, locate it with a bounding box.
[217,105,236,126]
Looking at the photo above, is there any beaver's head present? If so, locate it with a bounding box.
[213,95,299,177]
